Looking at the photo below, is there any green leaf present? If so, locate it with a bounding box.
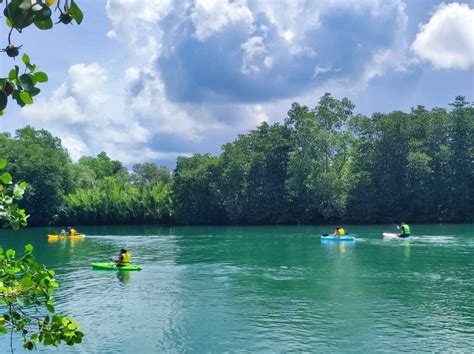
[46,304,55,313]
[6,249,15,259]
[19,74,35,92]
[0,91,7,111]
[1,172,12,184]
[19,182,27,189]
[29,87,40,97]
[69,1,83,24]
[12,91,25,107]
[43,335,53,346]
[21,274,32,287]
[0,159,7,169]
[8,69,17,80]
[23,340,34,350]
[33,72,48,83]
[19,91,33,104]
[6,18,13,28]
[22,53,30,65]
[34,17,53,30]
[4,1,36,29]
[0,326,7,335]
[24,244,33,253]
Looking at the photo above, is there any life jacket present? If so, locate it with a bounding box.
[69,229,77,236]
[338,228,345,236]
[401,224,410,235]
[120,252,131,265]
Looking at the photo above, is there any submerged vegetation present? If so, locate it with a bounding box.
[0,94,472,226]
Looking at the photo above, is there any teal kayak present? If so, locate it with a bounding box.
[91,262,142,271]
[321,235,356,241]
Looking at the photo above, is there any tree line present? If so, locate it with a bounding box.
[1,94,472,226]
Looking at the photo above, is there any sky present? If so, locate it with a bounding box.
[1,0,473,167]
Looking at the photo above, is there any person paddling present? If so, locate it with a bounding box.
[113,249,131,267]
[67,227,78,236]
[397,222,411,238]
[333,227,346,237]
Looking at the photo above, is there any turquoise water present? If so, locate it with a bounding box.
[0,224,473,352]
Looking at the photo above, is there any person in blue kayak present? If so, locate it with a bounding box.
[332,227,346,237]
[113,248,131,267]
[397,222,411,238]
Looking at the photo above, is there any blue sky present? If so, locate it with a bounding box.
[2,0,473,166]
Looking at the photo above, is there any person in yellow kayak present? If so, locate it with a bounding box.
[113,249,131,267]
[333,227,346,237]
[67,227,78,236]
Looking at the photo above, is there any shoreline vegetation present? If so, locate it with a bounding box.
[1,94,472,226]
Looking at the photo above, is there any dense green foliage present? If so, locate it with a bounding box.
[0,160,82,351]
[0,158,28,230]
[0,127,74,226]
[0,96,471,226]
[174,95,473,224]
[62,176,173,225]
[0,244,84,350]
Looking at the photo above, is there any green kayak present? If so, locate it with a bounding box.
[91,262,142,271]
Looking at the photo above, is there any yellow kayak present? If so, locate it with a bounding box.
[48,234,85,240]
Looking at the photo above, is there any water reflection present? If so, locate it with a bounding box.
[117,271,131,284]
[321,239,356,255]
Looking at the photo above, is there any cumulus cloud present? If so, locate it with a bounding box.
[411,2,474,70]
[20,0,416,165]
[154,0,409,103]
[191,0,253,41]
[19,63,193,164]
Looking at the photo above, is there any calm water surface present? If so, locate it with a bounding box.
[0,224,472,352]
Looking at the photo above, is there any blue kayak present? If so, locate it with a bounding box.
[321,235,356,241]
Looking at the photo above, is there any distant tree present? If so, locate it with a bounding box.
[219,122,294,224]
[285,94,354,222]
[0,127,74,225]
[173,154,224,224]
[78,152,124,180]
[132,163,172,185]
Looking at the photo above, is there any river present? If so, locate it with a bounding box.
[0,224,472,352]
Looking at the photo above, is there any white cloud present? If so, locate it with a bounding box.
[411,2,474,70]
[61,136,88,162]
[105,0,172,60]
[191,0,253,40]
[240,36,270,75]
[124,68,203,140]
[313,65,332,78]
[19,63,197,164]
[17,0,417,165]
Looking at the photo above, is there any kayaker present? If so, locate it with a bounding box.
[397,222,411,238]
[332,227,346,237]
[113,248,131,267]
[67,227,78,236]
[60,229,67,236]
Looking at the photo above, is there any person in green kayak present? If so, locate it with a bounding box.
[113,248,131,267]
[397,222,411,238]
